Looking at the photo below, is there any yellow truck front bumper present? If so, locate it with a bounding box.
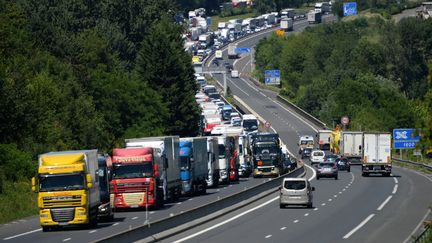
[39,207,88,226]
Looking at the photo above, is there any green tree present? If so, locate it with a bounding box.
[136,16,200,136]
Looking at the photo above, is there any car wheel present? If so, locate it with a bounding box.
[334,175,338,180]
[362,172,369,177]
[347,168,351,172]
[316,176,320,180]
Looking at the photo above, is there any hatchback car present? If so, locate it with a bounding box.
[316,162,338,180]
[279,178,314,208]
[301,147,312,159]
[336,157,351,172]
[310,150,325,165]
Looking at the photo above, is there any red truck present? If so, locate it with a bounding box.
[110,147,163,209]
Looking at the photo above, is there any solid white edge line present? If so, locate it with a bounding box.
[343,214,375,239]
[172,196,279,243]
[393,177,398,184]
[2,229,42,240]
[377,195,393,211]
[392,184,398,194]
[403,209,432,243]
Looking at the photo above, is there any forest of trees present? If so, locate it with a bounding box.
[0,0,201,216]
[255,17,432,149]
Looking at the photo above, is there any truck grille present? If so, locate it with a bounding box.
[116,183,149,193]
[43,196,81,208]
[51,208,75,222]
[123,193,145,206]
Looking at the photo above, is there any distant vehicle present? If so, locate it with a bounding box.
[280,17,293,32]
[208,92,220,101]
[228,43,238,59]
[231,117,242,127]
[324,154,339,163]
[336,157,351,172]
[298,135,314,154]
[229,112,240,120]
[362,132,392,177]
[97,155,114,221]
[224,62,234,71]
[318,129,332,150]
[203,85,217,95]
[315,2,331,14]
[279,178,314,208]
[308,10,322,24]
[316,162,338,180]
[242,114,259,134]
[310,150,325,165]
[280,8,296,19]
[301,147,313,159]
[231,70,239,78]
[196,76,206,87]
[341,131,363,165]
[215,50,223,59]
[221,105,233,120]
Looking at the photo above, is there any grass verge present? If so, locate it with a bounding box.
[0,180,38,224]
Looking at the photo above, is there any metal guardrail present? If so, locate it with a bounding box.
[414,225,431,243]
[392,158,432,171]
[97,166,305,243]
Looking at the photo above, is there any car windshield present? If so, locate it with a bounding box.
[112,163,153,179]
[218,144,226,158]
[284,180,306,190]
[300,140,313,145]
[313,152,324,156]
[39,173,85,192]
[243,119,258,131]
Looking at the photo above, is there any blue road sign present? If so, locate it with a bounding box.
[393,128,420,149]
[207,17,212,25]
[264,69,281,85]
[235,47,251,54]
[343,2,357,17]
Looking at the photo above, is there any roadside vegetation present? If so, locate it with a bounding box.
[254,16,432,151]
[0,0,201,223]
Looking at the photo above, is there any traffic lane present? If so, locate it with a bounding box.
[159,165,355,243]
[347,167,432,243]
[161,166,398,243]
[0,176,280,243]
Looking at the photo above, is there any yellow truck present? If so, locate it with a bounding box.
[32,150,100,231]
[330,126,341,154]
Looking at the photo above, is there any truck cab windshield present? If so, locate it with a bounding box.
[255,144,278,155]
[39,173,85,192]
[112,163,153,179]
[243,120,258,131]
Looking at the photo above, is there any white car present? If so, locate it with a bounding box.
[310,150,325,165]
[231,117,242,126]
[231,70,239,78]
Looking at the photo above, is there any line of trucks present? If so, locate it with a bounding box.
[31,130,297,231]
[316,129,392,177]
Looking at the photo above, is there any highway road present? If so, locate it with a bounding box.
[194,14,432,242]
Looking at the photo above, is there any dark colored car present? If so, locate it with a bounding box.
[224,62,233,71]
[316,162,338,180]
[323,154,339,163]
[336,157,351,172]
[301,148,313,159]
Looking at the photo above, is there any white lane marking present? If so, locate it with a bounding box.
[314,208,318,211]
[334,195,338,198]
[217,189,220,192]
[172,196,279,243]
[132,217,138,220]
[377,196,393,211]
[328,199,332,202]
[227,76,250,96]
[304,213,309,217]
[294,220,299,223]
[339,191,343,194]
[343,214,375,239]
[342,188,346,191]
[280,227,287,230]
[2,229,42,240]
[272,100,318,132]
[112,223,119,226]
[150,211,155,215]
[265,235,272,239]
[393,177,398,184]
[321,203,326,206]
[177,202,182,205]
[89,230,97,234]
[188,198,193,201]
[304,163,316,181]
[63,238,71,242]
[392,185,398,194]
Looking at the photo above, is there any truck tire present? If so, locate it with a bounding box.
[279,204,285,209]
[42,226,53,232]
[316,176,320,180]
[334,175,338,180]
[307,202,313,208]
[362,172,369,177]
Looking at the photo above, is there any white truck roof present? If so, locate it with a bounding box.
[242,114,257,120]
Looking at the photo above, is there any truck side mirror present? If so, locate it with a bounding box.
[86,173,93,188]
[31,177,36,192]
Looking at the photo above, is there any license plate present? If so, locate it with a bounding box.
[130,205,139,208]
[373,166,381,170]
[289,196,301,199]
[324,168,332,172]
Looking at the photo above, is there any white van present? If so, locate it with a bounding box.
[231,70,239,78]
[279,178,314,208]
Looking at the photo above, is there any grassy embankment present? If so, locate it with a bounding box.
[0,180,38,224]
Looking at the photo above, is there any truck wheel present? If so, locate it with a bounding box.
[362,172,368,177]
[307,202,313,208]
[334,176,338,180]
[316,176,320,180]
[279,204,285,209]
[42,226,53,232]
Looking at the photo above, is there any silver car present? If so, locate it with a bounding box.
[279,178,314,208]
